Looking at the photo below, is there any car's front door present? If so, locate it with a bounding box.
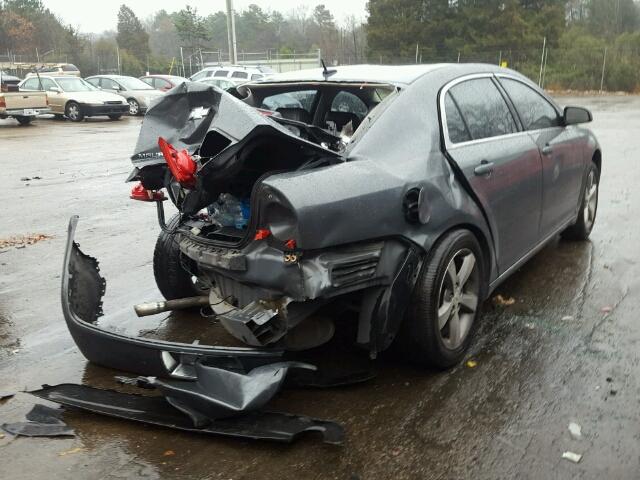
[442,76,544,273]
[497,76,584,237]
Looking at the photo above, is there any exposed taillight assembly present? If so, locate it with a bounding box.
[0,98,5,109]
[284,239,297,250]
[158,137,197,188]
[254,229,271,241]
[130,182,166,202]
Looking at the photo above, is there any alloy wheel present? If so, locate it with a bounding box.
[437,249,480,350]
[583,170,598,230]
[67,104,79,121]
[128,99,139,115]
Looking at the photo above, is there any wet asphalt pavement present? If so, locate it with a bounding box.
[0,96,638,479]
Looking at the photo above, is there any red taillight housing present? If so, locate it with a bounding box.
[254,229,271,241]
[284,239,297,250]
[130,182,165,202]
[0,98,6,109]
[158,137,197,188]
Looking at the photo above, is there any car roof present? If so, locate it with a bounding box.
[255,64,455,87]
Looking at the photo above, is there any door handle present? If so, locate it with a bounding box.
[474,160,494,176]
[542,144,553,156]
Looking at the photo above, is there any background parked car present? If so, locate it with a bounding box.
[85,75,164,116]
[26,64,81,78]
[1,71,50,125]
[189,65,274,83]
[19,75,128,121]
[197,77,240,90]
[139,74,188,92]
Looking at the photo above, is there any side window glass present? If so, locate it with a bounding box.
[141,78,153,87]
[231,71,248,79]
[444,92,471,143]
[156,79,170,89]
[500,78,560,130]
[86,78,99,87]
[330,91,368,119]
[251,74,263,80]
[449,78,517,140]
[22,78,39,90]
[214,70,229,77]
[41,78,56,90]
[191,71,206,81]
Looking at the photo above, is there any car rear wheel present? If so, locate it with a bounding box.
[561,162,599,241]
[153,214,207,300]
[108,114,122,120]
[65,102,84,122]
[127,98,140,116]
[15,116,33,125]
[398,229,485,369]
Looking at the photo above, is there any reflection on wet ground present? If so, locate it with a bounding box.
[0,98,639,479]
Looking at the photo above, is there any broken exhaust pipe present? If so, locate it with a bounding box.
[134,296,210,317]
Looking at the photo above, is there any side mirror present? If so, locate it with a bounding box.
[564,106,592,125]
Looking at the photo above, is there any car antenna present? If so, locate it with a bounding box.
[34,65,43,91]
[321,59,337,79]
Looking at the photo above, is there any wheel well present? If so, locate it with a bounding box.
[433,224,493,290]
[592,150,601,173]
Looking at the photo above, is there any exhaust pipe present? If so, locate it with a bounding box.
[134,296,210,317]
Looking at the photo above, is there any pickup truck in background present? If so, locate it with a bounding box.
[0,71,50,125]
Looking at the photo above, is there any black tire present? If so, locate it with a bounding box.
[561,162,599,241]
[65,101,84,122]
[153,215,203,300]
[108,114,122,120]
[398,229,486,369]
[53,114,65,121]
[15,116,33,125]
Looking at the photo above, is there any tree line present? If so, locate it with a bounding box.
[2,0,640,91]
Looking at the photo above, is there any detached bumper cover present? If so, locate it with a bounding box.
[61,215,284,378]
[31,384,344,444]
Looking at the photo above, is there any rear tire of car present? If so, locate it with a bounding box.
[153,214,205,301]
[398,229,486,369]
[65,101,84,122]
[108,114,122,120]
[127,98,140,116]
[561,162,599,241]
[15,116,33,125]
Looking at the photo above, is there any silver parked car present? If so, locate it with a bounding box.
[85,75,164,115]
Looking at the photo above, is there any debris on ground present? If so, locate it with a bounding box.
[562,315,574,321]
[466,360,478,368]
[0,392,15,404]
[524,322,535,329]
[601,306,613,314]
[493,294,516,306]
[58,447,84,456]
[568,422,582,439]
[163,450,175,457]
[1,404,74,437]
[562,451,583,463]
[0,234,52,249]
[20,176,42,182]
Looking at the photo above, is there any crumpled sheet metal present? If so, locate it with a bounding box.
[62,215,284,378]
[30,384,344,445]
[149,360,315,420]
[1,404,74,437]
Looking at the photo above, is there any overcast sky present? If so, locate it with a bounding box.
[42,0,369,33]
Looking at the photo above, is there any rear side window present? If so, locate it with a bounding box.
[86,78,100,87]
[448,78,517,141]
[444,93,471,143]
[21,78,40,90]
[141,78,153,87]
[231,71,248,79]
[155,78,171,89]
[500,78,560,130]
[62,64,79,72]
[214,70,229,77]
[191,71,207,81]
[251,74,263,80]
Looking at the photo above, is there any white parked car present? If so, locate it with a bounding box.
[190,65,274,83]
[85,75,164,116]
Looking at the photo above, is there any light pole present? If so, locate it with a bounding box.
[226,0,238,64]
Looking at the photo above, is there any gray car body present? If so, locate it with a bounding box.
[86,75,164,113]
[129,63,600,351]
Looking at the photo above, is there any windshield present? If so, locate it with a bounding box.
[56,77,96,92]
[117,77,154,90]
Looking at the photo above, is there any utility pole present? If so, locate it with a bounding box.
[538,36,546,87]
[226,0,238,64]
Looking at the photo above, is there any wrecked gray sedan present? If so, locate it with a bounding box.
[98,64,601,370]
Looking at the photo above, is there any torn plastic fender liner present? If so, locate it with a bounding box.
[30,384,344,445]
[62,215,283,378]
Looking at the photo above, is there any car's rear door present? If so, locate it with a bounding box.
[441,75,544,273]
[496,75,584,237]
